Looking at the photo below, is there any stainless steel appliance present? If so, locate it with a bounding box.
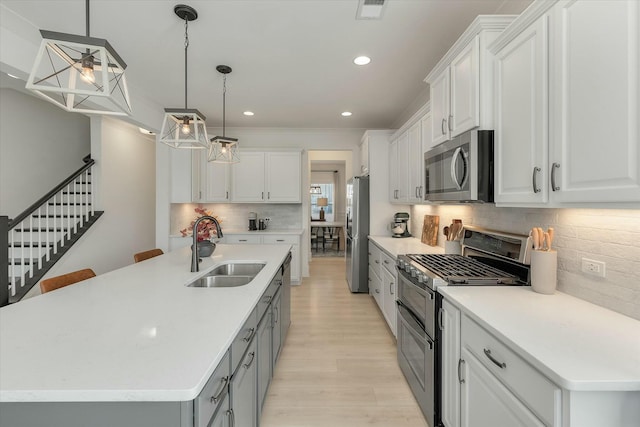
[391,212,411,238]
[248,212,258,231]
[345,176,369,293]
[395,226,531,426]
[424,130,494,202]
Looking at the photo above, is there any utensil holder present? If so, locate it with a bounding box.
[444,240,462,255]
[530,250,557,294]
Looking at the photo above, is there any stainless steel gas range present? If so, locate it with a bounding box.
[395,226,531,427]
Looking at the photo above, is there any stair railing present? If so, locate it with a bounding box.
[5,156,95,303]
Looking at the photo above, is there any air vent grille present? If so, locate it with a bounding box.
[356,0,387,20]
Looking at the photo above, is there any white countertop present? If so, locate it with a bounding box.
[170,229,303,237]
[0,244,290,402]
[438,286,640,391]
[368,235,444,258]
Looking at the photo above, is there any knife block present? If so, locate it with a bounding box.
[531,250,557,294]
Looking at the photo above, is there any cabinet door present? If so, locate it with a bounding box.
[369,265,382,308]
[408,121,423,203]
[203,161,230,202]
[431,68,451,146]
[231,340,257,427]
[441,299,461,427]
[381,267,397,336]
[461,348,544,427]
[171,149,202,202]
[396,132,409,203]
[388,139,399,202]
[550,0,640,203]
[231,152,265,202]
[494,15,549,205]
[421,112,434,154]
[265,152,301,202]
[450,36,480,137]
[271,291,283,369]
[256,310,272,414]
[209,393,231,427]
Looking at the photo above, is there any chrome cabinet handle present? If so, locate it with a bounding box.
[276,239,284,242]
[274,307,279,324]
[209,376,229,403]
[390,282,394,295]
[419,186,423,198]
[226,191,229,199]
[268,191,270,199]
[375,288,380,294]
[261,192,264,199]
[438,307,444,331]
[551,163,560,191]
[242,327,255,343]
[532,167,541,193]
[484,348,506,369]
[239,239,247,242]
[458,359,466,384]
[441,118,446,135]
[448,115,453,131]
[383,260,389,265]
[263,295,273,304]
[243,351,256,369]
[227,408,235,427]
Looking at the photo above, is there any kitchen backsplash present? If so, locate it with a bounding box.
[171,203,302,234]
[410,205,640,321]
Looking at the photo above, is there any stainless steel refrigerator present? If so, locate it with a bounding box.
[345,176,369,293]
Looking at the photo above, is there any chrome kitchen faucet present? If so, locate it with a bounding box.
[191,216,224,272]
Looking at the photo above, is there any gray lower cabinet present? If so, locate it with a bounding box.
[231,338,257,427]
[194,351,231,427]
[271,289,283,370]
[208,392,231,427]
[257,306,272,414]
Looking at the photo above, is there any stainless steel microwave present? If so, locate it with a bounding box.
[424,130,494,202]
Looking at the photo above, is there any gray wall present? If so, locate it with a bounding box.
[0,88,90,218]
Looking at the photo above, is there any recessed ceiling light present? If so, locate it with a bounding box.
[6,73,20,79]
[341,112,352,117]
[353,56,371,65]
[243,111,254,116]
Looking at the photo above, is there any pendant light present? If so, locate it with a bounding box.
[25,0,132,116]
[208,65,240,163]
[159,5,209,149]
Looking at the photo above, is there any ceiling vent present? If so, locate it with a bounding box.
[356,0,387,20]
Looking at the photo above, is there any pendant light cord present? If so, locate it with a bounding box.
[222,74,226,137]
[85,0,90,37]
[184,17,190,109]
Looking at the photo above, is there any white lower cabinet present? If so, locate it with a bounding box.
[381,266,396,336]
[368,241,397,337]
[441,296,561,427]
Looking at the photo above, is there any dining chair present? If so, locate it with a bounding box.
[310,227,320,252]
[40,268,96,294]
[323,227,339,252]
[134,248,164,263]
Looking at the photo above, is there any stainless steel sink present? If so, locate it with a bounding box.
[187,263,266,288]
[189,275,254,288]
[208,263,265,277]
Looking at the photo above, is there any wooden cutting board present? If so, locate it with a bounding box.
[421,215,439,246]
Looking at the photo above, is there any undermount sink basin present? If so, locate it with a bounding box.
[187,263,266,288]
[189,275,254,288]
[208,263,265,277]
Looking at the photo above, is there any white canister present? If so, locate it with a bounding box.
[530,250,557,294]
[444,240,462,255]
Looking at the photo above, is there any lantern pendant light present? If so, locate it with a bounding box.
[25,0,132,116]
[159,4,209,149]
[208,65,240,163]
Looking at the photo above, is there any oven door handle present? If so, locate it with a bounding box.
[397,301,433,349]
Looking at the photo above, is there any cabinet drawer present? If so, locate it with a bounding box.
[195,350,231,427]
[226,235,262,244]
[462,315,561,426]
[257,276,281,322]
[262,235,298,245]
[231,307,258,373]
[380,250,395,274]
[368,242,382,268]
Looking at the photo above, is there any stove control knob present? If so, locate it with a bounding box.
[398,260,405,269]
[404,264,412,272]
[410,268,418,278]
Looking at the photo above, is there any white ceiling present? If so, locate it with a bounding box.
[1,0,532,130]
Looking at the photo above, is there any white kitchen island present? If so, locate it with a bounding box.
[0,244,291,426]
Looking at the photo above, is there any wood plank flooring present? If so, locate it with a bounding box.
[261,257,429,427]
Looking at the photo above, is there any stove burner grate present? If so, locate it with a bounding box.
[407,254,519,285]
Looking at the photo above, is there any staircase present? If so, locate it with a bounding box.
[1,156,103,306]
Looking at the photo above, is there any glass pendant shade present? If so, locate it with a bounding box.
[26,30,132,116]
[160,108,209,149]
[208,136,239,163]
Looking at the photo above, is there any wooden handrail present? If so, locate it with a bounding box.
[8,156,94,230]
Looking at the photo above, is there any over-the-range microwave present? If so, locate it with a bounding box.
[424,130,494,202]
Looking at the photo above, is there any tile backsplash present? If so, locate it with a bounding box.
[171,203,302,234]
[410,205,640,320]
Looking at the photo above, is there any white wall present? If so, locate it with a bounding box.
[411,204,640,321]
[24,116,156,299]
[0,88,90,218]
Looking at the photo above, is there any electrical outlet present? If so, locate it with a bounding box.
[581,258,606,278]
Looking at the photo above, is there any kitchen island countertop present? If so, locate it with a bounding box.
[0,244,290,402]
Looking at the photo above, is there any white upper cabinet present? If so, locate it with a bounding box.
[389,132,409,203]
[232,151,301,203]
[426,16,515,147]
[203,161,231,202]
[494,15,549,205]
[549,0,640,203]
[389,138,399,202]
[359,135,370,176]
[491,0,640,206]
[407,121,423,203]
[171,149,203,203]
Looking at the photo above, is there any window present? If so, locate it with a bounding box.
[310,183,334,221]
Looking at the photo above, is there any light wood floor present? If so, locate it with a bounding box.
[261,257,429,427]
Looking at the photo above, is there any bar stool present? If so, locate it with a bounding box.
[134,248,164,263]
[40,268,96,294]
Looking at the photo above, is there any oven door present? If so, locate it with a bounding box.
[397,301,435,427]
[397,269,436,338]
